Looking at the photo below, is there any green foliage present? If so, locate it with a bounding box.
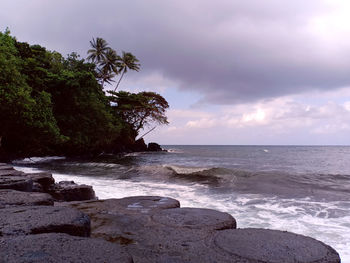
[0,30,62,156]
[108,91,169,135]
[0,31,168,159]
[47,54,120,154]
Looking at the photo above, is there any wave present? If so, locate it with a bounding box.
[130,165,245,187]
[13,156,66,164]
[63,162,123,169]
[127,164,350,200]
[166,148,184,154]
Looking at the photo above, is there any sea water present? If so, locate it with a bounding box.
[14,145,350,262]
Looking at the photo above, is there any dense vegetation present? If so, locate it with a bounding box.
[0,30,168,160]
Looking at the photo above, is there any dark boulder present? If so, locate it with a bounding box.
[147,142,163,151]
[131,138,148,152]
[49,181,96,201]
[0,189,54,208]
[27,172,55,191]
[0,205,90,237]
[0,233,133,263]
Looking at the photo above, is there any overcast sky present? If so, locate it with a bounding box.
[2,0,350,144]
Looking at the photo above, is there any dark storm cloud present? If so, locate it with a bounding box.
[2,0,350,103]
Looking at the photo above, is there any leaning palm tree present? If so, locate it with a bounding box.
[87,37,110,64]
[114,51,140,91]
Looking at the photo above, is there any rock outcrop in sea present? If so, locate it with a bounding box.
[0,163,341,262]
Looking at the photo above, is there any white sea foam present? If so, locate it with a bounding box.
[165,165,209,174]
[65,162,123,169]
[124,152,143,157]
[166,148,184,154]
[13,165,350,262]
[13,156,65,164]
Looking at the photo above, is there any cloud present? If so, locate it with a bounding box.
[145,88,350,144]
[2,0,350,105]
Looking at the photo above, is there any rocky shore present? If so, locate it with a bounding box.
[0,163,341,263]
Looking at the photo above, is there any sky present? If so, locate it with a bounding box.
[2,0,350,145]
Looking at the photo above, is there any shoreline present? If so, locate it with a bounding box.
[0,163,341,262]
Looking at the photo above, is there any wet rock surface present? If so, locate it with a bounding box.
[0,205,90,237]
[0,189,53,207]
[0,233,133,263]
[0,164,342,262]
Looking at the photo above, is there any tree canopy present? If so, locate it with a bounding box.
[0,31,169,159]
[108,91,169,135]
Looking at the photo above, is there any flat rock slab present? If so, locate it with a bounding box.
[64,198,239,262]
[0,205,90,237]
[208,228,340,263]
[0,189,54,208]
[65,196,180,215]
[0,169,24,176]
[0,165,14,170]
[0,175,33,191]
[151,207,236,231]
[0,233,133,263]
[118,196,181,213]
[58,196,181,245]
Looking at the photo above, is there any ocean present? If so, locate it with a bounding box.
[13,145,350,262]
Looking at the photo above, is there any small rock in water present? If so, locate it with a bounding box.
[147,142,164,151]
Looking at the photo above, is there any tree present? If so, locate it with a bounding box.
[86,37,141,91]
[98,48,120,87]
[87,37,110,64]
[0,29,63,157]
[47,54,120,154]
[108,91,169,136]
[114,51,140,91]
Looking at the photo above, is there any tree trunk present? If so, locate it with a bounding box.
[114,70,125,91]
